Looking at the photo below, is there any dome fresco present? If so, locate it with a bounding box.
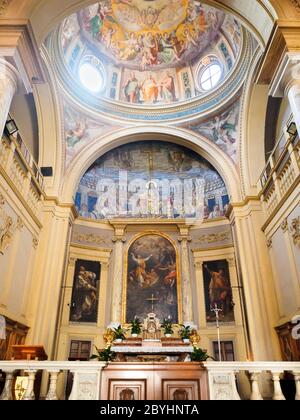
[60,0,242,106]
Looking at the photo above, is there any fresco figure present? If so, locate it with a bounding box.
[124,72,140,103]
[142,75,158,103]
[160,72,176,103]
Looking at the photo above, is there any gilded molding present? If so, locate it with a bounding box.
[266,238,273,249]
[0,0,11,16]
[290,217,300,246]
[195,231,231,245]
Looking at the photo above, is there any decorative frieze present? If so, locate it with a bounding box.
[195,231,231,245]
[73,232,109,247]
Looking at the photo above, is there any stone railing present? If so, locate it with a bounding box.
[0,133,44,218]
[259,128,300,219]
[0,361,299,400]
[205,361,300,400]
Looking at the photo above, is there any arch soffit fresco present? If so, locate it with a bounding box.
[60,126,241,204]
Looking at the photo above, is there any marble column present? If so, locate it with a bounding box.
[178,226,193,323]
[286,79,300,135]
[0,59,18,138]
[111,224,126,323]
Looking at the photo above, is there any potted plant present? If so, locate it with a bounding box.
[90,346,116,362]
[162,317,173,337]
[190,347,214,362]
[112,325,127,343]
[130,316,142,337]
[179,324,192,343]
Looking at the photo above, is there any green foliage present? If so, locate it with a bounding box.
[179,324,192,340]
[190,347,213,362]
[162,318,173,335]
[130,317,142,335]
[113,325,127,340]
[90,346,116,362]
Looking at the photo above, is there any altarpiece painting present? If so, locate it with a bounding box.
[125,234,180,324]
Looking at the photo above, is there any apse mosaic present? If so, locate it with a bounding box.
[75,141,229,220]
[60,1,242,105]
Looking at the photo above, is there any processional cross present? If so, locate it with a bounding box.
[146,293,159,313]
[210,303,223,362]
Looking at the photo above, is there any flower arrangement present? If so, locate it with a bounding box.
[112,324,127,341]
[179,324,192,341]
[190,347,213,362]
[162,317,173,336]
[90,346,116,362]
[130,316,142,336]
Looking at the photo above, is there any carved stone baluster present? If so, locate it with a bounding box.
[249,372,263,400]
[292,372,300,401]
[271,372,285,400]
[45,371,60,400]
[0,371,15,400]
[23,370,37,400]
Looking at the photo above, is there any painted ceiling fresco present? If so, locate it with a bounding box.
[60,1,242,105]
[75,141,229,220]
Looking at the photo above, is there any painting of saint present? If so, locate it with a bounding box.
[124,72,140,103]
[142,75,159,104]
[125,234,180,323]
[160,72,176,103]
[202,260,234,323]
[70,259,101,323]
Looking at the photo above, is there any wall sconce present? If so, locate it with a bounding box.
[287,122,297,136]
[5,118,18,136]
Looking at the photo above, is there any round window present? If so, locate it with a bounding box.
[79,61,104,93]
[200,62,223,91]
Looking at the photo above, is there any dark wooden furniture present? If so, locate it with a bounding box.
[0,316,29,360]
[275,322,300,361]
[101,362,209,400]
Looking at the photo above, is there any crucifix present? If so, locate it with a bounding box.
[146,293,159,313]
[210,303,223,362]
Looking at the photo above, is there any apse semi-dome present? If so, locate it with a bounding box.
[57,0,243,109]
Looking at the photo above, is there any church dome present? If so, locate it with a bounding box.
[47,0,250,122]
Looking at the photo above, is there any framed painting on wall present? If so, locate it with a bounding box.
[124,233,181,324]
[69,259,101,323]
[202,259,235,323]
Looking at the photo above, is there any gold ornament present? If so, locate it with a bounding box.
[189,330,201,347]
[103,328,114,347]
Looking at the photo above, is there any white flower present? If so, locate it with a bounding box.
[107,322,121,330]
